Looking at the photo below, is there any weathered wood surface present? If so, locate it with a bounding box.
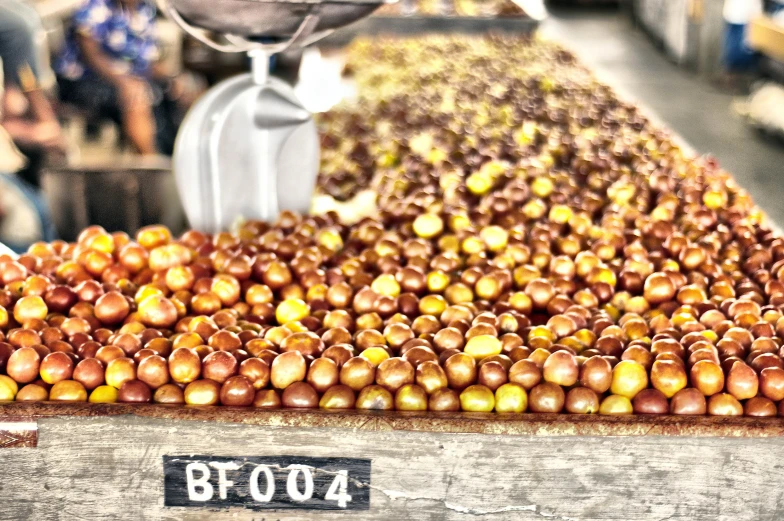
[1,413,784,520]
[3,402,784,437]
[0,418,36,448]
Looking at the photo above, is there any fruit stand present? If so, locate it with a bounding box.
[1,405,783,520]
[0,32,784,521]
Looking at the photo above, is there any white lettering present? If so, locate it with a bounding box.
[286,465,314,502]
[185,462,213,502]
[209,461,241,500]
[249,464,275,502]
[325,470,352,508]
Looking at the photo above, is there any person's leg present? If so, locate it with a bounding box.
[0,171,55,252]
[117,79,158,155]
[59,75,158,155]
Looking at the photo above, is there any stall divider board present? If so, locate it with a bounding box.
[1,404,784,521]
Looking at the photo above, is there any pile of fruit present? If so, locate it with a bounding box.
[0,35,782,417]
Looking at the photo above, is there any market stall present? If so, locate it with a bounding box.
[1,4,783,521]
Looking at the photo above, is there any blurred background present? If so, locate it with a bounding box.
[0,0,783,250]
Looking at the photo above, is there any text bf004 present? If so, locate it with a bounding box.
[163,456,371,511]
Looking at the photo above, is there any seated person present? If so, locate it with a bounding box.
[0,0,67,187]
[0,84,58,252]
[56,0,184,156]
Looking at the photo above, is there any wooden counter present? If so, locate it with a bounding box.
[1,404,783,520]
[749,16,784,63]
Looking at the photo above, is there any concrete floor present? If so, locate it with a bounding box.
[541,7,784,227]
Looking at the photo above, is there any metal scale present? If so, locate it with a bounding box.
[162,0,388,233]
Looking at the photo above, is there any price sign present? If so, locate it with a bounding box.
[163,455,371,511]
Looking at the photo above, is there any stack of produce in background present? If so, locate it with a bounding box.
[0,35,782,418]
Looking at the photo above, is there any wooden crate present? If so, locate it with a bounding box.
[1,403,783,520]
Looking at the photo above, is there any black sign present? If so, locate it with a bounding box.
[163,455,371,511]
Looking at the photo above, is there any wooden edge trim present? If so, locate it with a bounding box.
[1,402,784,438]
[0,416,38,448]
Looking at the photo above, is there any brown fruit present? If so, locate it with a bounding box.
[670,388,707,415]
[253,389,281,408]
[508,359,542,390]
[0,342,13,372]
[689,360,725,396]
[239,358,270,390]
[375,357,415,393]
[319,385,356,409]
[202,351,239,384]
[118,380,152,403]
[339,357,375,391]
[477,361,508,391]
[153,383,185,404]
[759,367,784,401]
[707,393,743,416]
[579,356,612,393]
[306,357,339,393]
[184,379,221,405]
[744,396,777,417]
[395,384,428,411]
[168,348,202,384]
[632,389,669,414]
[49,380,87,401]
[650,360,687,398]
[73,358,105,390]
[16,383,48,401]
[137,295,178,328]
[95,345,125,365]
[643,273,676,304]
[610,360,648,399]
[428,388,460,411]
[322,344,353,368]
[6,346,41,384]
[94,291,130,324]
[105,357,136,389]
[270,351,307,389]
[39,352,74,384]
[725,362,759,400]
[528,382,565,413]
[565,387,599,414]
[281,382,319,408]
[412,361,447,395]
[220,375,255,406]
[355,385,394,410]
[113,333,142,357]
[137,355,170,389]
[542,351,578,387]
[443,352,477,391]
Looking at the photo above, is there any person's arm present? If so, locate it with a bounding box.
[25,89,58,125]
[0,2,61,130]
